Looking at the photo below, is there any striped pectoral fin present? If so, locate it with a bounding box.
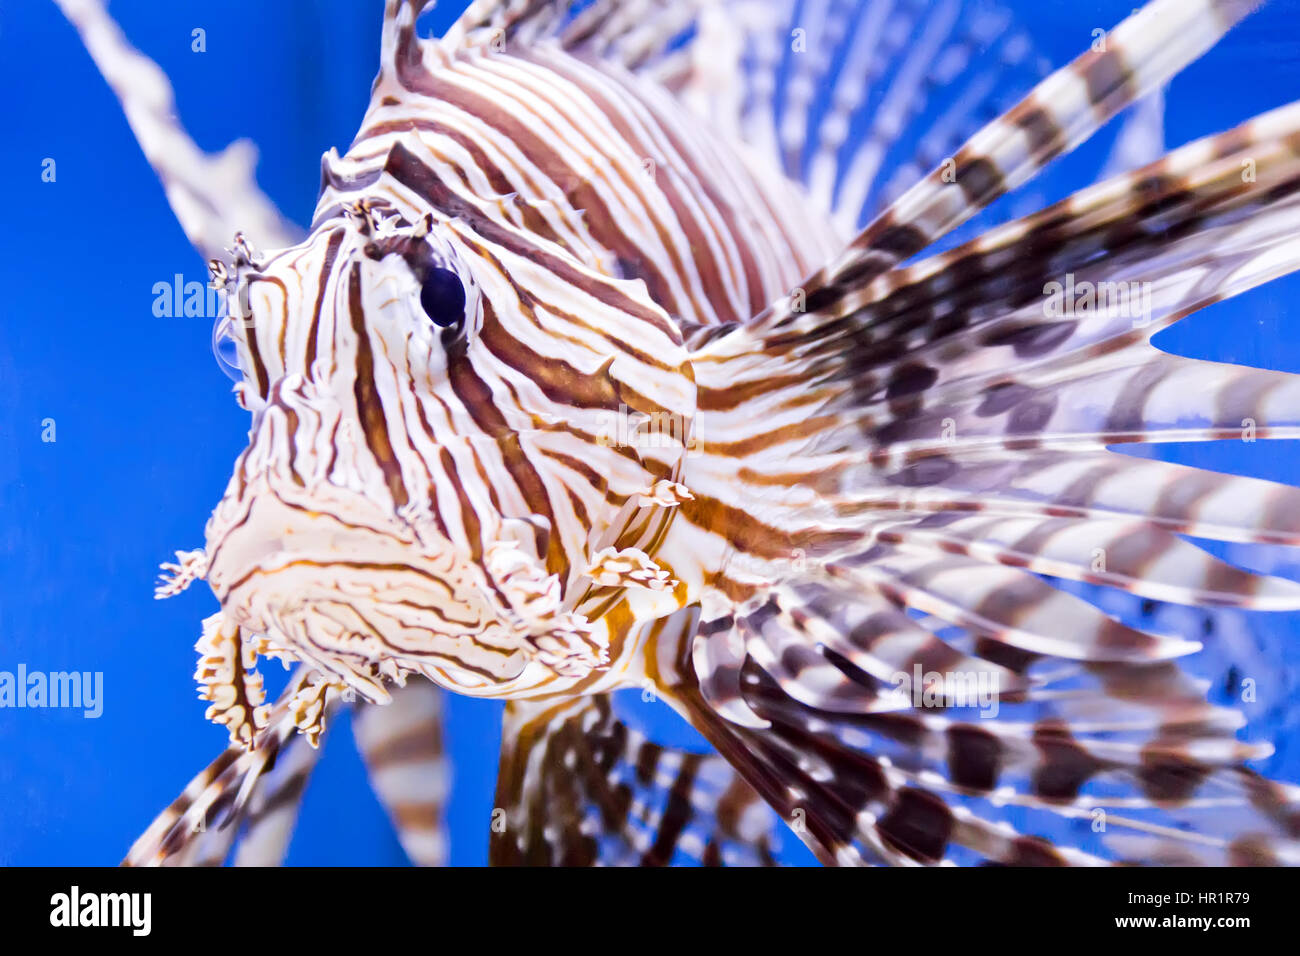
[856,350,1300,463]
[681,587,1027,865]
[834,317,1300,504]
[862,512,1300,612]
[55,0,300,262]
[826,546,1202,663]
[490,694,786,866]
[746,666,1299,866]
[124,668,334,867]
[227,729,322,867]
[702,98,1300,447]
[779,100,1300,416]
[353,680,450,867]
[682,580,1300,865]
[829,450,1300,549]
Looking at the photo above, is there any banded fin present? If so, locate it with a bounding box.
[491,694,786,865]
[54,0,300,261]
[761,98,1300,347]
[680,584,1300,865]
[229,731,322,866]
[677,64,1300,861]
[821,450,1300,548]
[123,669,331,867]
[856,513,1300,611]
[444,1,1051,238]
[353,682,451,866]
[691,103,1300,549]
[751,0,1263,330]
[824,546,1201,662]
[125,677,451,867]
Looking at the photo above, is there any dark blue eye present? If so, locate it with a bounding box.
[419,267,466,328]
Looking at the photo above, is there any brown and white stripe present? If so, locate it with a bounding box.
[63,0,1300,867]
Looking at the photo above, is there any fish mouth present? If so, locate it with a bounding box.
[201,374,606,692]
[202,471,610,695]
[204,483,536,694]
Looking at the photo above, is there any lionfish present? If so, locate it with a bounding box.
[58,0,1300,866]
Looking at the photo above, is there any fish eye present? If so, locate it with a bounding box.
[419,267,466,328]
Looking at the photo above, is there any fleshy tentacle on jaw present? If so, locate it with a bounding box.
[192,614,270,749]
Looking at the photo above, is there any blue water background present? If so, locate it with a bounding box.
[2,0,1299,865]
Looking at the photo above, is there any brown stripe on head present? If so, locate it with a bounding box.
[347,261,411,508]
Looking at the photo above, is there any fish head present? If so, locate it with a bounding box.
[200,184,696,701]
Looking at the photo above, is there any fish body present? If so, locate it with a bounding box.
[201,3,857,722]
[55,0,1300,866]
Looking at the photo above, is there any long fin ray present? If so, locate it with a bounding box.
[743,0,1263,332]
[491,694,787,865]
[353,682,451,866]
[54,0,301,261]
